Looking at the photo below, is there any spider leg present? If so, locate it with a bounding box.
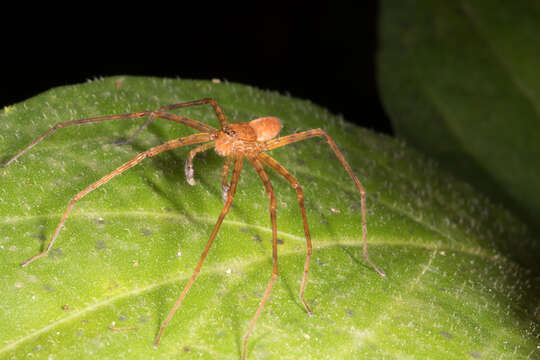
[1,110,215,167]
[265,129,385,277]
[124,98,229,142]
[154,153,244,347]
[20,133,211,267]
[160,98,228,128]
[243,155,278,360]
[185,142,215,186]
[221,155,233,203]
[257,152,313,315]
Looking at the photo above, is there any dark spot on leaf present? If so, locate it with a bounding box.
[106,280,119,291]
[468,351,482,358]
[183,347,191,352]
[253,234,262,243]
[141,228,152,237]
[346,309,354,317]
[43,284,55,292]
[350,202,362,212]
[49,248,64,259]
[277,238,284,245]
[316,258,326,266]
[439,330,452,339]
[112,138,127,145]
[30,232,46,241]
[118,314,128,321]
[95,241,106,250]
[95,218,106,225]
[239,228,250,233]
[165,207,173,212]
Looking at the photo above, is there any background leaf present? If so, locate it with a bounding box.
[377,0,540,236]
[0,77,538,359]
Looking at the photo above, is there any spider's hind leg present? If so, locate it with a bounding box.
[257,152,313,315]
[265,129,386,277]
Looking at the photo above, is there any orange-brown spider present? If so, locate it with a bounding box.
[1,98,385,359]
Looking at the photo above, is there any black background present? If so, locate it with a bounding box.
[0,2,391,135]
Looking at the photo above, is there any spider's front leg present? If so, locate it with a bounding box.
[243,155,279,360]
[154,153,244,347]
[184,146,232,204]
[184,142,215,185]
[220,156,233,203]
[120,98,228,145]
[0,110,215,167]
[20,133,211,267]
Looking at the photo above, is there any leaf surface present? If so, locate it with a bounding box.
[0,77,538,359]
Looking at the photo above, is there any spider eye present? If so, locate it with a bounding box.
[223,127,236,137]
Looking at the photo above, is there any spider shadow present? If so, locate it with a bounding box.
[220,254,281,358]
[308,184,382,276]
[22,221,59,263]
[125,128,254,227]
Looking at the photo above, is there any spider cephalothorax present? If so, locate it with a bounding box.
[2,98,384,360]
[213,117,282,157]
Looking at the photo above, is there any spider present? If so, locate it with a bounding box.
[1,98,385,359]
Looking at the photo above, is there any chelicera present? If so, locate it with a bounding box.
[1,98,385,359]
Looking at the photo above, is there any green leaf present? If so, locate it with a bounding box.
[378,0,540,236]
[0,77,538,359]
